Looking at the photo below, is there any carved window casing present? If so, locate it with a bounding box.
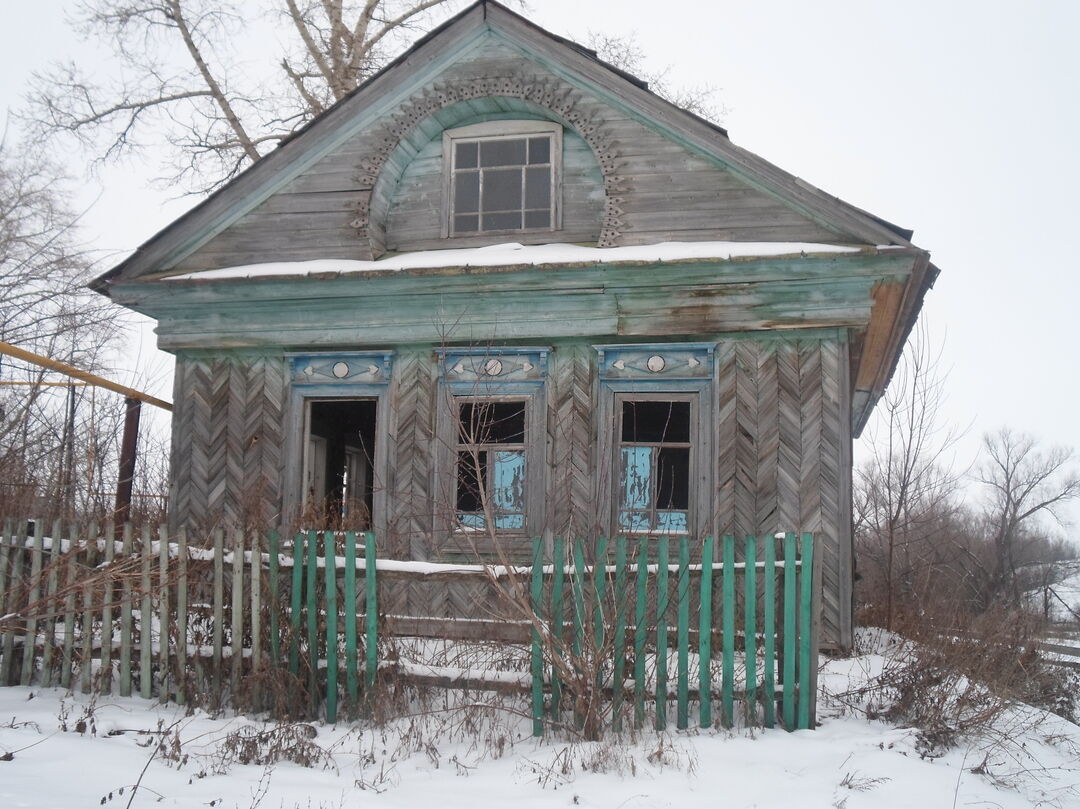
[455,399,528,530]
[282,352,394,532]
[434,347,549,547]
[442,121,562,237]
[595,344,716,539]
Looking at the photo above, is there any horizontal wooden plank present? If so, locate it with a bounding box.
[382,614,532,643]
[247,191,367,216]
[620,208,825,232]
[384,229,602,254]
[616,224,845,243]
[146,251,914,302]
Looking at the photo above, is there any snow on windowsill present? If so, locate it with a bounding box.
[163,240,903,282]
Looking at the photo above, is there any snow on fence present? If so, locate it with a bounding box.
[0,519,819,735]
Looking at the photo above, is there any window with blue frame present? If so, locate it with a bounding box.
[617,398,692,534]
[455,399,527,531]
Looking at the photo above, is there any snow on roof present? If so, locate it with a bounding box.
[163,240,899,282]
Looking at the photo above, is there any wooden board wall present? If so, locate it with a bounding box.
[168,353,287,533]
[385,125,605,250]
[171,36,847,274]
[168,334,851,649]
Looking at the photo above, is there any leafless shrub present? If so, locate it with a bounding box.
[838,770,890,791]
[210,723,331,773]
[233,665,313,721]
[837,609,1077,758]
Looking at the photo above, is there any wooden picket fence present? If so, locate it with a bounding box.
[0,520,818,735]
[523,533,818,735]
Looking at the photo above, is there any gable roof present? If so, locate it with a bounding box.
[92,0,916,292]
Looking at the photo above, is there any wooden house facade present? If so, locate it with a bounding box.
[94,1,937,651]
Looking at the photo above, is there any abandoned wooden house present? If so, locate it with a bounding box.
[93,0,937,652]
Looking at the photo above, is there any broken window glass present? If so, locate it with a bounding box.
[455,400,527,531]
[617,400,692,534]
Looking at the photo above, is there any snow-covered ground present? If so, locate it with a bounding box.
[1,634,1078,809]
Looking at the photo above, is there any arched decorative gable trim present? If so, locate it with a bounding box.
[351,73,627,253]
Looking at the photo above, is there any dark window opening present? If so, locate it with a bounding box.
[618,399,692,534]
[456,400,526,531]
[458,401,526,444]
[305,399,377,529]
[621,400,691,443]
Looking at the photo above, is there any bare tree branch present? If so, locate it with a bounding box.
[586,30,726,123]
[161,0,262,161]
[853,321,966,628]
[978,428,1080,606]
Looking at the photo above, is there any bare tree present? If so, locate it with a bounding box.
[854,323,964,629]
[24,2,721,194]
[586,30,725,123]
[0,136,124,518]
[22,0,478,192]
[978,428,1080,606]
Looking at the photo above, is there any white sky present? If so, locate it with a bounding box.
[2,1,1079,531]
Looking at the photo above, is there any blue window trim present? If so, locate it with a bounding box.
[282,351,394,533]
[434,347,549,547]
[594,342,717,540]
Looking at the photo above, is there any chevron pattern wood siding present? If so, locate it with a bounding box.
[547,344,597,540]
[167,337,851,648]
[168,353,286,533]
[713,336,850,649]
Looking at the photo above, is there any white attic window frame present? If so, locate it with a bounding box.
[441,120,563,238]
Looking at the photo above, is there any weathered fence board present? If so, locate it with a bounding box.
[0,522,818,737]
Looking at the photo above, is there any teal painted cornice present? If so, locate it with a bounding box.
[111,250,912,352]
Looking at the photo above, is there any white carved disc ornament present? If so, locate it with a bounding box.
[483,358,504,376]
[647,355,666,373]
[332,361,350,378]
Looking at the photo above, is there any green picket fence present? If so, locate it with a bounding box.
[0,521,817,734]
[525,533,818,735]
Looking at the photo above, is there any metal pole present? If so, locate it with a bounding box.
[0,341,172,411]
[62,382,78,521]
[115,397,142,525]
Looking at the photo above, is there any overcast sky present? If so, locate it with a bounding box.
[2,1,1078,531]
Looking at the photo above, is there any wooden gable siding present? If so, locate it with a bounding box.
[167,331,850,648]
[171,35,846,274]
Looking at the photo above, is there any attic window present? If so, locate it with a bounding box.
[443,121,561,237]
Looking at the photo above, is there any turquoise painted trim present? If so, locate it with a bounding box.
[128,251,915,302]
[372,97,603,236]
[289,351,393,385]
[120,255,914,346]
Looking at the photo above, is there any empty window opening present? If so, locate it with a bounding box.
[304,399,377,528]
[455,400,526,531]
[618,400,692,534]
